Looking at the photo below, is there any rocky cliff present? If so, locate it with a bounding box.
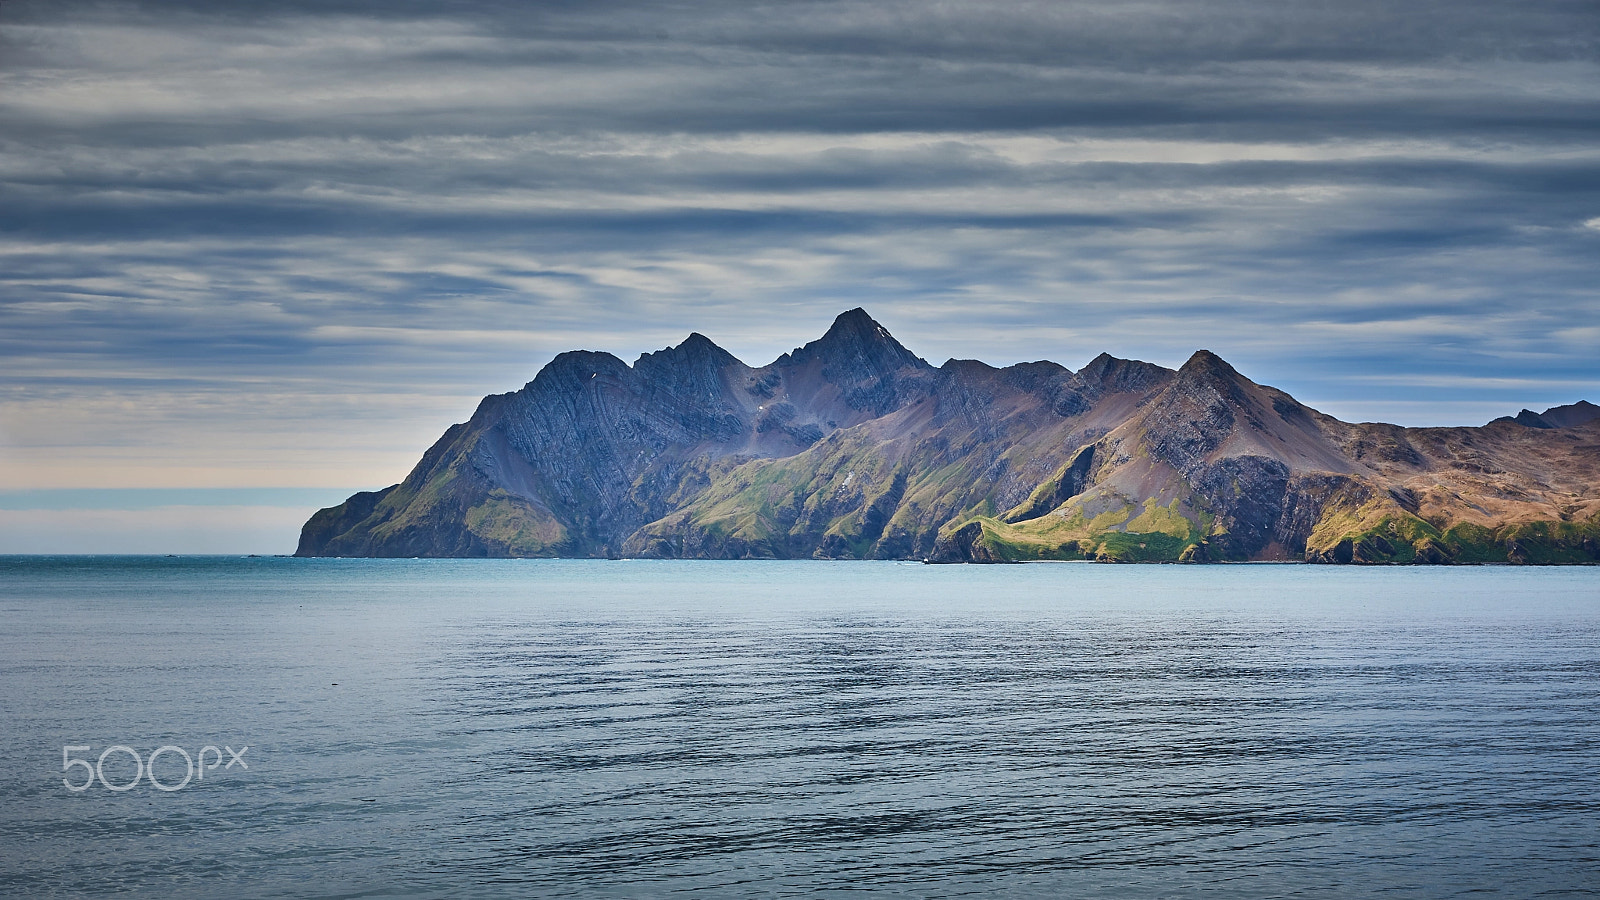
[297,309,1600,563]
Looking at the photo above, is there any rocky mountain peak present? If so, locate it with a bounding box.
[997,360,1070,396]
[527,349,630,393]
[828,306,886,337]
[1544,400,1600,428]
[939,358,998,376]
[779,307,931,379]
[1157,349,1261,418]
[1080,351,1117,372]
[1176,349,1241,381]
[1132,350,1275,473]
[1073,352,1172,396]
[635,331,741,374]
[679,331,723,353]
[1491,400,1600,429]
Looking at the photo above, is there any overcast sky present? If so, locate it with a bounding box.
[1,0,1597,551]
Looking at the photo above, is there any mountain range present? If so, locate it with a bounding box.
[297,309,1600,564]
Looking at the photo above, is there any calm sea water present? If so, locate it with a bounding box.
[1,557,1597,898]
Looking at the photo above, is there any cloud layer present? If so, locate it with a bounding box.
[1,0,1597,548]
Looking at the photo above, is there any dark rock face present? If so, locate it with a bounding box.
[300,310,938,558]
[1272,474,1372,557]
[297,310,1600,563]
[1049,352,1172,418]
[295,487,395,556]
[1540,400,1600,428]
[781,308,929,381]
[929,521,1006,563]
[1190,455,1291,558]
[1004,445,1096,524]
[1137,351,1247,474]
[773,307,936,418]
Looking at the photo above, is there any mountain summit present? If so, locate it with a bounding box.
[298,311,1600,564]
[781,307,931,376]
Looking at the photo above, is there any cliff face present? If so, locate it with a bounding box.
[297,310,1600,563]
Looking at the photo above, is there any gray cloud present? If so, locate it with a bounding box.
[1,0,1597,546]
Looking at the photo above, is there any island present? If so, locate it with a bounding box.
[298,309,1600,563]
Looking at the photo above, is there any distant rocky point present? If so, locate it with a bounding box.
[298,309,1600,564]
[1488,401,1600,430]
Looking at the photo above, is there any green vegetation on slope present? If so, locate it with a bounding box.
[941,490,1600,565]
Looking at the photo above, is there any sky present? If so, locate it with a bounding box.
[1,0,1597,552]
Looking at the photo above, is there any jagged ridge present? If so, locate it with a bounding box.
[298,310,1600,564]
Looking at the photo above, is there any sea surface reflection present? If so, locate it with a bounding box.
[2,558,1597,897]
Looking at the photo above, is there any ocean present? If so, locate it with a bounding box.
[1,557,1597,898]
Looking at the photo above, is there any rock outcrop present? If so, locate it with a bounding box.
[1489,401,1600,430]
[297,310,1600,564]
